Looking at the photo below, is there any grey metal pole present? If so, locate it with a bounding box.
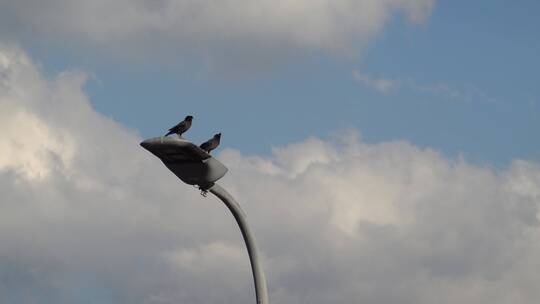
[208,183,269,304]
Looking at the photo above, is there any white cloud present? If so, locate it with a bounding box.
[1,45,540,303]
[352,69,496,103]
[0,0,434,63]
[352,70,400,93]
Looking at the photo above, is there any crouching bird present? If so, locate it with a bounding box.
[200,133,221,154]
[165,115,193,137]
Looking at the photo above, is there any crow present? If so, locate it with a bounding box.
[165,115,193,137]
[200,133,221,153]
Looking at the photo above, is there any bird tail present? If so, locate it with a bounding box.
[164,131,173,137]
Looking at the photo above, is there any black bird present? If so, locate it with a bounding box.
[200,133,221,153]
[165,115,193,137]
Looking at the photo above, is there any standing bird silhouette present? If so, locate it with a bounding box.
[165,115,193,137]
[200,133,221,153]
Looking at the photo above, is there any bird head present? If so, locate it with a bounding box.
[215,133,222,139]
[185,115,193,121]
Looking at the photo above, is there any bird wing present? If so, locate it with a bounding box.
[170,120,188,132]
[199,141,210,150]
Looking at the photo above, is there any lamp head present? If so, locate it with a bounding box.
[140,136,227,189]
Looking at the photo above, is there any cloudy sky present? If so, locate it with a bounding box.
[1,1,539,303]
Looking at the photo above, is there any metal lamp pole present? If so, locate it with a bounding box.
[140,136,269,304]
[208,184,269,304]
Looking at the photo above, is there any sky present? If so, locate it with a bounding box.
[8,0,539,166]
[0,1,539,303]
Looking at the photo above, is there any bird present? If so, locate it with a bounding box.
[165,115,193,137]
[200,133,221,154]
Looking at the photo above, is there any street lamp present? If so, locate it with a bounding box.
[140,136,269,304]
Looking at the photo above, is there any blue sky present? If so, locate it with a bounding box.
[21,0,539,167]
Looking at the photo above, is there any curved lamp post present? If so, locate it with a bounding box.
[140,136,269,304]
